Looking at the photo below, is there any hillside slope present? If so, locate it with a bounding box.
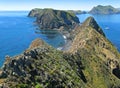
[69,17,120,87]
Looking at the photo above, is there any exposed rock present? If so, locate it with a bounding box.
[28,8,80,30]
[29,38,47,49]
[89,5,120,14]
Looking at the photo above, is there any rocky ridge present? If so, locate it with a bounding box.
[69,17,120,87]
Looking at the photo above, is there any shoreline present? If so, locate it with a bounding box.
[57,35,72,51]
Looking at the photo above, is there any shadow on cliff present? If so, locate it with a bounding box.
[112,67,120,79]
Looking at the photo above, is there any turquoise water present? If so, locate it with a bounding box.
[0,11,65,66]
[77,14,120,52]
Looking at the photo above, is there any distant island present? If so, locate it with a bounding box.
[28,8,80,30]
[89,5,120,14]
[66,10,87,15]
[0,8,120,87]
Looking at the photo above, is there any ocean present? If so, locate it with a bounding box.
[0,11,65,66]
[0,11,120,66]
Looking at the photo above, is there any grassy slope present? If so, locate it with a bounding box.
[69,17,120,88]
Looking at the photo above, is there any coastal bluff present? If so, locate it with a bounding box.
[28,8,80,30]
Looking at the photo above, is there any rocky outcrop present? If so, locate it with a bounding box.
[29,38,47,49]
[0,17,120,88]
[89,5,120,14]
[28,8,80,30]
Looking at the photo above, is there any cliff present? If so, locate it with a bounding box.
[28,8,80,30]
[89,5,120,14]
[0,17,120,88]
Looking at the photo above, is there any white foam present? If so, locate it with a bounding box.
[63,35,67,39]
[57,47,63,50]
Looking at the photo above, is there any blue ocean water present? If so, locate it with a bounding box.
[0,11,65,66]
[77,14,120,52]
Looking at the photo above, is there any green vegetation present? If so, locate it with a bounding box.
[35,83,43,88]
[89,5,120,14]
[16,84,28,88]
[28,8,80,30]
[69,17,120,88]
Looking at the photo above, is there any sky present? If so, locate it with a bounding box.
[0,0,120,11]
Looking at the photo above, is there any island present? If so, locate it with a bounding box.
[67,10,87,15]
[89,5,120,14]
[0,14,120,87]
[28,8,80,30]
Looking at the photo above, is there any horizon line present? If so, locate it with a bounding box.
[0,9,89,11]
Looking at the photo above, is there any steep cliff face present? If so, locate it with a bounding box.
[0,17,120,88]
[28,8,43,17]
[28,8,80,30]
[70,17,105,40]
[82,17,105,36]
